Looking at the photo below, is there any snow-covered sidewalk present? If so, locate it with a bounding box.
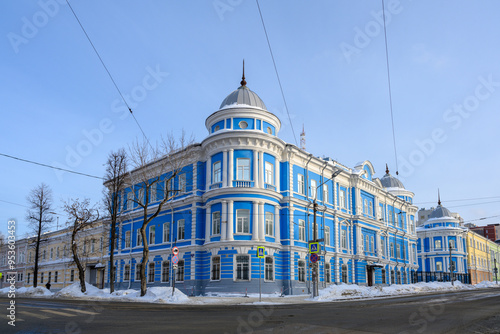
[1,281,498,305]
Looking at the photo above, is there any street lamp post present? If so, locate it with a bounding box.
[449,240,454,286]
[494,258,498,285]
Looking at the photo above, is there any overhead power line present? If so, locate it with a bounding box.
[0,152,104,180]
[255,0,298,147]
[414,196,500,205]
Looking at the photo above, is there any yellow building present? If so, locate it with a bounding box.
[466,230,492,284]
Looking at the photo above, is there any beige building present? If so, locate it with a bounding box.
[466,230,492,284]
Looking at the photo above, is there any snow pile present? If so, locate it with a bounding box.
[55,282,190,304]
[315,281,477,301]
[475,281,500,288]
[0,286,53,297]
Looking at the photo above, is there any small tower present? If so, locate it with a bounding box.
[300,124,306,150]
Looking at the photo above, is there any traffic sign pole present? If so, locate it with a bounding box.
[259,257,262,302]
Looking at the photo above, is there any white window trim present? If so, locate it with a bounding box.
[234,254,251,281]
[236,209,250,234]
[210,256,221,282]
[264,256,275,282]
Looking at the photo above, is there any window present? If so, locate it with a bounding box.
[91,239,95,253]
[299,220,306,241]
[125,231,131,248]
[176,260,184,282]
[127,191,133,209]
[124,265,130,281]
[27,273,30,284]
[178,174,187,193]
[370,236,374,253]
[162,261,169,282]
[83,241,87,254]
[214,125,220,132]
[236,158,250,180]
[323,184,328,203]
[235,255,250,280]
[43,249,46,260]
[149,226,156,245]
[211,256,221,281]
[325,226,330,246]
[41,272,44,284]
[56,247,60,259]
[164,179,171,199]
[113,266,117,282]
[163,223,170,243]
[391,270,395,284]
[265,162,274,185]
[239,120,248,129]
[434,239,442,249]
[436,261,443,271]
[70,270,74,282]
[325,263,331,283]
[390,242,394,257]
[265,212,273,236]
[297,173,305,195]
[363,199,368,214]
[213,161,221,183]
[298,260,306,282]
[138,188,145,204]
[212,212,221,235]
[339,190,346,208]
[341,229,347,249]
[396,243,401,258]
[137,230,143,246]
[177,220,185,240]
[342,264,348,283]
[148,263,155,283]
[265,257,274,281]
[29,252,32,263]
[368,201,373,216]
[236,209,250,234]
[449,239,455,249]
[266,126,272,134]
[48,272,52,283]
[150,184,157,202]
[382,269,386,284]
[135,264,141,282]
[311,179,317,199]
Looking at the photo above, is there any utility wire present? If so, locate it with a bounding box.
[381,0,399,175]
[414,196,500,205]
[65,0,152,149]
[255,0,298,147]
[0,199,29,208]
[0,152,104,180]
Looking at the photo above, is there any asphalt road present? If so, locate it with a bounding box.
[1,288,500,334]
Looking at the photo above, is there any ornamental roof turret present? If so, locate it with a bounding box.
[380,164,405,189]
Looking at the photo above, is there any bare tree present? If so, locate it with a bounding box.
[103,148,127,293]
[63,198,99,293]
[128,133,193,296]
[26,183,54,288]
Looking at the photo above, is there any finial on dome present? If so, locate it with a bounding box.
[385,164,389,174]
[438,188,441,206]
[240,59,247,87]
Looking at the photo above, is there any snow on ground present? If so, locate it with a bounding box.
[0,286,53,297]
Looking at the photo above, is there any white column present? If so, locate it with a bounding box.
[335,256,340,283]
[376,231,381,259]
[274,205,280,243]
[275,158,280,192]
[206,156,211,190]
[227,200,234,241]
[252,201,259,240]
[191,209,196,246]
[221,201,227,241]
[289,208,295,241]
[253,150,259,188]
[258,151,264,188]
[205,205,211,244]
[258,202,265,241]
[228,149,234,187]
[222,149,228,187]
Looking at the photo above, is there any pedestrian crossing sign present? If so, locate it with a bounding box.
[309,242,319,254]
[257,246,265,258]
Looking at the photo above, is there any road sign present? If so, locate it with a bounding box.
[172,246,179,255]
[172,255,179,264]
[310,253,319,263]
[257,246,265,258]
[173,264,178,270]
[309,242,319,254]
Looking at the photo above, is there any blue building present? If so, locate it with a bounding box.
[416,197,469,283]
[107,73,419,295]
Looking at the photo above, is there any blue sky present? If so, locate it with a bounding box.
[2,0,500,237]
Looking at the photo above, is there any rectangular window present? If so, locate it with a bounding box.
[325,263,331,283]
[265,257,274,281]
[370,236,374,252]
[56,247,60,259]
[213,161,221,183]
[212,212,221,235]
[341,229,347,248]
[449,239,455,249]
[211,256,221,281]
[265,162,274,185]
[325,226,330,246]
[299,220,305,241]
[236,209,250,234]
[27,273,30,284]
[237,158,251,180]
[265,212,273,236]
[70,270,74,282]
[390,242,394,257]
[138,188,144,204]
[126,191,133,210]
[436,261,443,271]
[48,272,51,283]
[124,265,130,281]
[368,201,373,216]
[162,261,169,282]
[50,248,53,260]
[148,263,155,283]
[91,239,95,253]
[176,260,185,282]
[311,179,317,199]
[135,264,141,282]
[297,173,305,195]
[137,230,143,246]
[164,179,170,199]
[179,174,186,193]
[149,226,156,245]
[125,231,131,248]
[235,255,250,280]
[41,272,44,284]
[163,223,170,243]
[150,184,157,202]
[323,184,328,203]
[298,261,306,282]
[340,190,346,208]
[177,219,185,240]
[434,239,442,249]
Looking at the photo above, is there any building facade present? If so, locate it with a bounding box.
[470,224,500,243]
[467,230,492,284]
[416,200,469,283]
[108,74,419,295]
